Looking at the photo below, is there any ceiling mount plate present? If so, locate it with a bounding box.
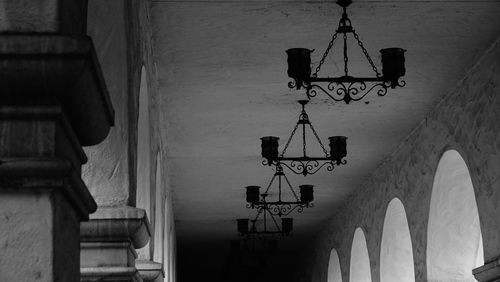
[336,0,352,8]
[298,100,309,106]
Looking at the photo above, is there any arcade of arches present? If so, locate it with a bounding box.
[0,1,499,282]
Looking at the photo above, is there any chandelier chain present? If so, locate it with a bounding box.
[309,123,329,157]
[302,124,307,157]
[313,32,338,77]
[343,33,348,76]
[283,173,300,202]
[352,30,381,77]
[264,173,277,194]
[269,210,281,231]
[280,123,299,157]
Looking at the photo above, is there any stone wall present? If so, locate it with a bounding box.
[304,36,500,282]
[83,0,132,206]
[82,0,177,280]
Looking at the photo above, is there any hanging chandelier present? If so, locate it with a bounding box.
[286,0,406,104]
[237,208,293,237]
[245,164,313,217]
[260,100,347,176]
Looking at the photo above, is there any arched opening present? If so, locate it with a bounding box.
[427,150,483,281]
[164,198,172,282]
[327,248,342,282]
[153,152,164,263]
[380,198,415,282]
[136,66,152,259]
[350,228,372,282]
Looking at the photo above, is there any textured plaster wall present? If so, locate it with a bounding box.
[82,0,176,277]
[305,36,500,282]
[82,0,162,208]
[0,192,80,282]
[83,0,131,206]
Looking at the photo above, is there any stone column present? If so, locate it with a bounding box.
[473,258,500,282]
[0,1,113,281]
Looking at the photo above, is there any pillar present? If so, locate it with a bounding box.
[0,1,113,281]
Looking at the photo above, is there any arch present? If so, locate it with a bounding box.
[153,152,164,263]
[136,66,152,259]
[327,248,342,282]
[164,197,172,281]
[427,150,483,281]
[350,228,372,282]
[380,198,415,282]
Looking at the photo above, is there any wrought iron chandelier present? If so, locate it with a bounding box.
[286,0,406,104]
[245,164,313,217]
[237,208,293,237]
[260,100,347,176]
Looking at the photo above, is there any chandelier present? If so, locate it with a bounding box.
[245,164,313,217]
[260,100,347,176]
[237,208,293,237]
[286,0,406,104]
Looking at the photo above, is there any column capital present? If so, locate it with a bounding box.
[81,207,152,282]
[81,206,152,249]
[0,158,97,219]
[0,34,114,146]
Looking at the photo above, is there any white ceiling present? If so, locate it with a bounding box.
[150,0,500,276]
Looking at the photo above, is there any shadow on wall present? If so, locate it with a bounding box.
[427,150,483,282]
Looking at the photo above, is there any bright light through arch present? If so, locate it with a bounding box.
[350,228,372,282]
[427,150,483,281]
[136,66,152,259]
[380,198,415,282]
[328,248,342,282]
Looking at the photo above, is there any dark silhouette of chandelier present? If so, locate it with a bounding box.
[237,208,293,238]
[260,100,347,176]
[286,0,406,104]
[245,164,313,217]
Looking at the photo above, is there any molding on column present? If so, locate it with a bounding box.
[81,266,142,282]
[0,34,114,146]
[474,258,500,282]
[136,260,164,282]
[0,158,97,219]
[81,206,152,249]
[81,207,152,282]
